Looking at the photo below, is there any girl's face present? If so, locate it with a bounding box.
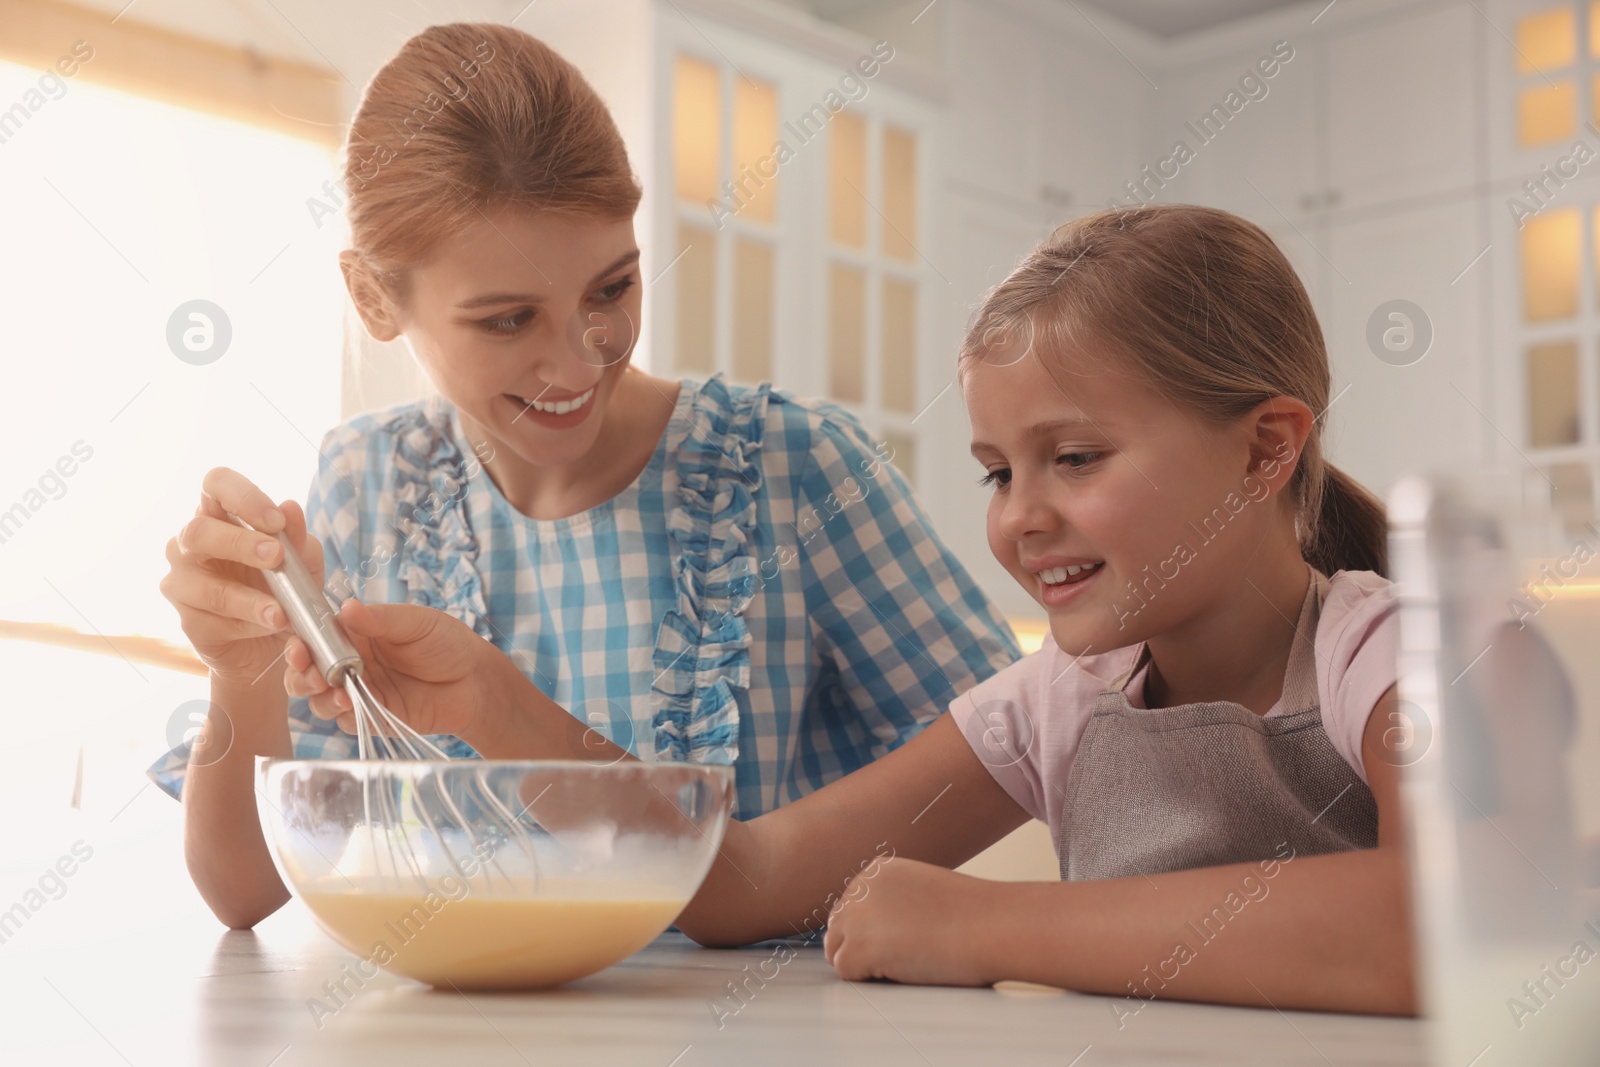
[382,207,644,471]
[964,337,1295,655]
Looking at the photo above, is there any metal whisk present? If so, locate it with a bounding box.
[233,514,542,893]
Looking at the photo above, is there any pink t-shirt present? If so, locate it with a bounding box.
[949,569,1398,847]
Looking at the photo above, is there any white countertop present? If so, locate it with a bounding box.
[0,798,1429,1066]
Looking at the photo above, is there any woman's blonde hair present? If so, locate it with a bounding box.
[960,204,1387,576]
[340,22,641,305]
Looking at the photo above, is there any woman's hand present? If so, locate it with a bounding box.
[282,598,501,743]
[823,857,1002,988]
[160,467,320,685]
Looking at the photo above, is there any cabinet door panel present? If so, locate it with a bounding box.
[1146,42,1320,228]
[1322,199,1490,497]
[1326,3,1478,211]
[949,1,1042,205]
[1039,38,1152,213]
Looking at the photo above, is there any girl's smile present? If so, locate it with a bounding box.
[1024,557,1106,607]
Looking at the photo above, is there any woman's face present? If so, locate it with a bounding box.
[963,337,1296,656]
[389,206,644,470]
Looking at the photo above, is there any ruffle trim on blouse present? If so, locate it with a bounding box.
[651,375,770,765]
[390,399,493,641]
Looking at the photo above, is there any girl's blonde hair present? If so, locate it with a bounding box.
[960,204,1387,577]
[340,23,641,304]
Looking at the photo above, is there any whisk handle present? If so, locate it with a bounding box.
[228,513,362,686]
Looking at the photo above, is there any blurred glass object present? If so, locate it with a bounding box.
[1547,463,1597,538]
[1391,476,1600,1067]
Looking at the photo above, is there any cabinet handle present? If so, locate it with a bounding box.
[1039,184,1074,207]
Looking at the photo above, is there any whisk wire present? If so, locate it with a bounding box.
[341,671,540,894]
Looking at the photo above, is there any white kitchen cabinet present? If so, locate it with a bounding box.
[1134,2,1478,222]
[1323,1,1481,213]
[1267,216,1333,333]
[1321,197,1493,497]
[1148,38,1322,229]
[946,0,1146,221]
[1037,29,1155,215]
[947,0,1044,208]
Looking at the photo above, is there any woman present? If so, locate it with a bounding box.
[152,22,1018,928]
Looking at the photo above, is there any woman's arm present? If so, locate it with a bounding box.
[673,713,1031,947]
[181,675,292,928]
[159,470,321,929]
[823,685,1419,1015]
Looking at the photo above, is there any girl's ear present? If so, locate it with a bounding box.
[340,249,404,342]
[1244,396,1314,497]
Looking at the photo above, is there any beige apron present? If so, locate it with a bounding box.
[1058,568,1378,881]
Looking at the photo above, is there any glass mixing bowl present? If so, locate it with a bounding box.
[256,758,735,990]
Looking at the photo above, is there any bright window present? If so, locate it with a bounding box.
[0,58,343,812]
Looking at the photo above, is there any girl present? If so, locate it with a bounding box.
[154,23,1018,930]
[286,203,1417,1015]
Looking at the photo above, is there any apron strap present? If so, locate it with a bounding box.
[1107,645,1150,696]
[1103,565,1328,714]
[1279,566,1328,716]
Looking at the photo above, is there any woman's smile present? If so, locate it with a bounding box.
[504,385,598,427]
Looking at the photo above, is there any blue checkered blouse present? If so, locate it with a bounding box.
[148,375,1020,818]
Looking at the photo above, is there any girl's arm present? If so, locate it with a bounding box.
[672,712,1032,947]
[824,684,1419,1016]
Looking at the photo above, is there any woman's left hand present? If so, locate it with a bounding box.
[822,856,1001,987]
[282,598,502,743]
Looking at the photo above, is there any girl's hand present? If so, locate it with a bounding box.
[160,468,321,685]
[823,857,1001,988]
[282,599,499,743]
